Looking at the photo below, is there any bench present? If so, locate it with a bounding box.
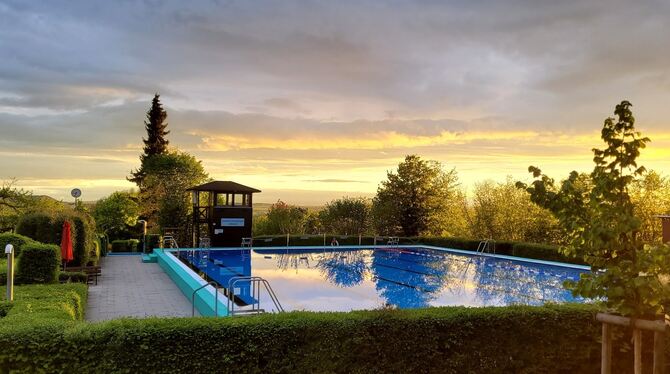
[64,265,102,285]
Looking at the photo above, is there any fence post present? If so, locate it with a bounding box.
[602,323,612,374]
[323,233,326,246]
[634,328,642,374]
[359,234,362,246]
[654,330,665,374]
[286,233,289,247]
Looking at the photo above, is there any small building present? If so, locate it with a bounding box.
[187,181,261,248]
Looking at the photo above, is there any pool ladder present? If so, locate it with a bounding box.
[227,276,284,316]
[476,239,496,254]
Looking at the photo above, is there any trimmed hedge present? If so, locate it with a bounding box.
[0,302,10,318]
[145,234,162,253]
[404,236,586,265]
[111,239,140,252]
[253,234,379,247]
[0,304,649,373]
[15,212,99,267]
[72,215,96,266]
[0,232,36,258]
[250,235,586,265]
[59,271,89,284]
[0,283,87,327]
[16,243,61,284]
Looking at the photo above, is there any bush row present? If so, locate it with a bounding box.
[1,303,650,373]
[15,212,98,266]
[58,271,89,284]
[0,283,87,329]
[145,234,162,253]
[410,237,586,265]
[16,242,61,284]
[111,239,141,252]
[250,235,585,265]
[252,234,379,247]
[0,232,36,258]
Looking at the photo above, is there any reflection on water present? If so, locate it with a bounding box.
[180,247,587,312]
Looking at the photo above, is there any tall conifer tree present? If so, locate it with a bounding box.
[129,94,170,186]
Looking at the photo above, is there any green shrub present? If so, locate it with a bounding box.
[111,239,128,252]
[58,271,89,284]
[16,243,60,284]
[145,234,162,253]
[0,302,11,318]
[511,242,584,265]
[0,283,87,326]
[111,239,140,252]
[0,258,5,284]
[0,304,631,373]
[15,212,98,267]
[72,215,91,267]
[99,235,109,257]
[129,239,140,252]
[0,232,36,258]
[15,213,55,244]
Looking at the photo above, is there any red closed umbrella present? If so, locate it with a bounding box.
[61,221,74,267]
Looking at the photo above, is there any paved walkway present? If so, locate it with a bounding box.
[86,255,197,321]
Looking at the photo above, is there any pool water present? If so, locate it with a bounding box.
[178,246,587,312]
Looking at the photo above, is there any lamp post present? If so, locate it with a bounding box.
[138,220,147,253]
[5,244,14,302]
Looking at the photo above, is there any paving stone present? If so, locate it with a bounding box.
[85,256,198,321]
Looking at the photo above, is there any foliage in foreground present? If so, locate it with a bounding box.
[0,304,609,373]
[518,101,670,316]
[0,283,87,328]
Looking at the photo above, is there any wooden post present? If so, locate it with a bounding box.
[634,328,642,374]
[654,330,665,374]
[286,233,289,247]
[602,323,612,374]
[323,233,326,246]
[359,234,362,246]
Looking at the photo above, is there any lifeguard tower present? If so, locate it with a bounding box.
[188,181,261,248]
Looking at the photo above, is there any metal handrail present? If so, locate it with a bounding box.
[163,236,179,249]
[192,281,219,317]
[227,276,284,316]
[476,239,496,254]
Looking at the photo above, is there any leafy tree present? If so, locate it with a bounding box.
[129,93,170,186]
[0,180,31,230]
[0,180,67,231]
[304,211,323,235]
[372,155,462,236]
[319,197,372,235]
[256,200,308,235]
[469,177,561,243]
[629,170,670,244]
[517,101,670,316]
[92,191,140,240]
[140,151,209,239]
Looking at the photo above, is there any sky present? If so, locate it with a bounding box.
[1,0,669,205]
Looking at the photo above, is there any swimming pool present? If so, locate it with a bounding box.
[173,245,589,313]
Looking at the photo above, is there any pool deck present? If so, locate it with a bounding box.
[86,255,197,321]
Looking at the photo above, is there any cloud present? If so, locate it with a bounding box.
[1,0,670,202]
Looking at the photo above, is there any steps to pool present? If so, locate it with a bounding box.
[142,253,158,263]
